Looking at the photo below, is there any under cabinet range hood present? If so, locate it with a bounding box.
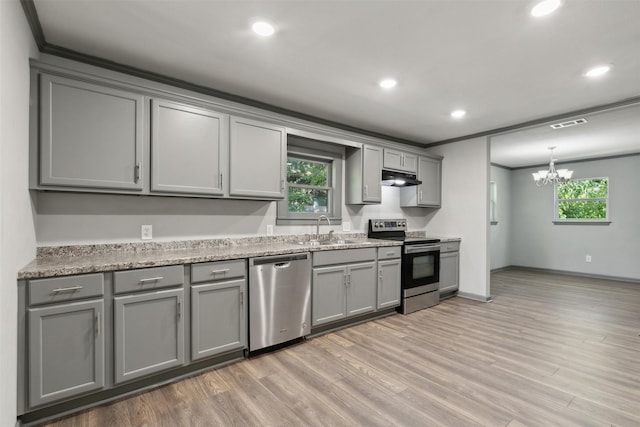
[381,170,422,187]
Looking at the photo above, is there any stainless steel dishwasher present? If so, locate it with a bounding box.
[249,253,311,352]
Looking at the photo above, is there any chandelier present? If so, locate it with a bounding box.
[532,146,573,186]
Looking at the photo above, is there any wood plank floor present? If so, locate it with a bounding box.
[39,269,640,426]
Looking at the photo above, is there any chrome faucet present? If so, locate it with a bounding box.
[316,215,331,241]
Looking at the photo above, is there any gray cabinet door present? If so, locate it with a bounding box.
[346,261,376,317]
[383,149,417,173]
[151,99,227,195]
[362,145,382,203]
[114,288,184,384]
[312,265,347,326]
[377,259,401,309]
[191,279,246,361]
[40,74,144,190]
[400,156,442,207]
[28,299,104,407]
[418,156,442,207]
[229,116,286,199]
[439,251,459,295]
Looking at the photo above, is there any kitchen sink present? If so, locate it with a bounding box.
[298,239,361,246]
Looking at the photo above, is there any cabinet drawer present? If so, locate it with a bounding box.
[377,246,401,260]
[114,265,184,294]
[191,259,246,284]
[440,241,460,253]
[313,248,376,267]
[29,273,104,306]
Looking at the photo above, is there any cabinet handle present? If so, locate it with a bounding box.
[177,298,182,319]
[401,154,404,167]
[95,311,102,336]
[281,179,285,191]
[419,190,423,203]
[240,291,244,308]
[51,286,83,294]
[347,273,351,287]
[211,268,230,275]
[134,163,141,183]
[139,276,163,284]
[343,274,347,287]
[220,173,223,188]
[386,252,395,256]
[364,184,368,198]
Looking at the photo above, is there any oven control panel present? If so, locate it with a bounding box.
[369,219,407,232]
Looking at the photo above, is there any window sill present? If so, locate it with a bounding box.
[552,220,611,225]
[276,217,342,226]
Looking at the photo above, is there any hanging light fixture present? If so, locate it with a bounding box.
[532,146,574,186]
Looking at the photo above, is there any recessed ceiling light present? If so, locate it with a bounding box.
[584,64,611,78]
[379,79,397,89]
[531,0,561,17]
[252,21,275,37]
[450,109,466,119]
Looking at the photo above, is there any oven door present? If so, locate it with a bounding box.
[402,244,440,289]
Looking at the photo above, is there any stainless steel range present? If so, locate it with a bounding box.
[368,219,440,314]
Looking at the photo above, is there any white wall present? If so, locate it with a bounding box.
[35,180,430,245]
[510,155,640,280]
[0,1,39,425]
[426,137,491,300]
[490,165,512,270]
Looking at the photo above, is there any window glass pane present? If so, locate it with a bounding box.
[288,188,329,213]
[558,200,607,219]
[557,178,608,199]
[287,159,328,186]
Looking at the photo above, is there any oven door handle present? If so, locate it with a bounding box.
[404,245,441,254]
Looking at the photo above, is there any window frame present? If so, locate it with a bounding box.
[277,137,343,225]
[553,176,610,225]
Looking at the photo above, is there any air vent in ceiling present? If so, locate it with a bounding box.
[550,118,588,130]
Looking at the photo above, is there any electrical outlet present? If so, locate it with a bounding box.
[586,254,592,263]
[141,225,153,240]
[342,222,351,232]
[266,224,274,236]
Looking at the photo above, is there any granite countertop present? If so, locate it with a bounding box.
[19,237,402,280]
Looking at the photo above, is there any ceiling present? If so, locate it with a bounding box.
[31,0,640,159]
[491,102,640,168]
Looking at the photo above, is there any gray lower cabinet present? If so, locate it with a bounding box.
[39,73,144,191]
[377,259,401,309]
[229,116,286,199]
[114,288,185,384]
[439,241,460,297]
[191,279,246,361]
[151,99,228,196]
[400,155,442,207]
[346,144,382,204]
[28,299,105,408]
[345,262,377,317]
[312,248,377,326]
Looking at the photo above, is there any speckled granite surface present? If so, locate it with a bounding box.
[19,234,403,279]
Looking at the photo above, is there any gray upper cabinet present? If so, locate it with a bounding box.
[383,148,418,173]
[151,99,227,196]
[114,288,184,384]
[39,74,144,191]
[400,155,442,207]
[229,116,286,199]
[28,299,104,408]
[346,145,382,204]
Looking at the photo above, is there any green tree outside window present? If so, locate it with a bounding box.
[556,178,608,220]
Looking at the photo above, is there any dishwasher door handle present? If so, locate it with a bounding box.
[274,262,291,269]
